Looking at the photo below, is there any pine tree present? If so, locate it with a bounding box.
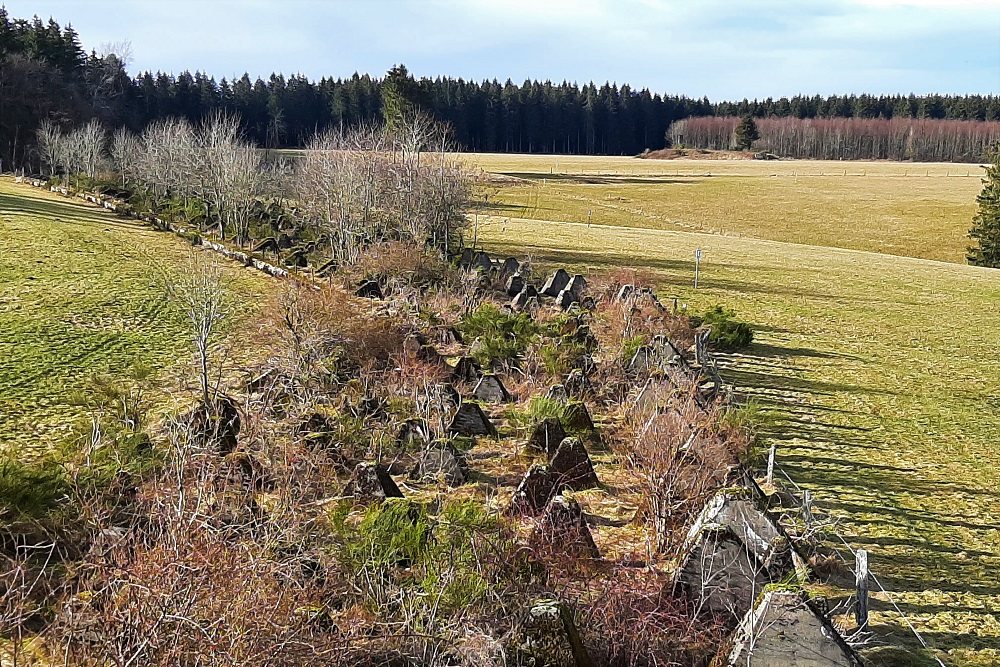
[968,147,1000,267]
[734,115,760,150]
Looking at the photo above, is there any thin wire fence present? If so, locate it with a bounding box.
[772,450,947,667]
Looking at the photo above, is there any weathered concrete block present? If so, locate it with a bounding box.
[395,418,431,449]
[448,401,497,438]
[452,356,483,383]
[561,402,594,432]
[506,273,526,297]
[555,288,578,310]
[674,491,797,621]
[509,464,559,515]
[473,251,493,273]
[727,591,863,666]
[500,256,521,277]
[546,384,569,403]
[518,598,594,667]
[473,374,512,403]
[527,417,567,455]
[533,494,600,559]
[615,284,635,302]
[565,274,587,298]
[343,462,404,502]
[355,280,384,299]
[549,437,599,490]
[411,440,466,486]
[541,269,571,297]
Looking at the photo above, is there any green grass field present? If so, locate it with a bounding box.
[468,154,983,264]
[0,178,271,453]
[472,155,1000,666]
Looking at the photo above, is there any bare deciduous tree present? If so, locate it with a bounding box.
[109,126,141,188]
[35,118,64,177]
[69,119,108,182]
[164,253,232,407]
[295,114,472,264]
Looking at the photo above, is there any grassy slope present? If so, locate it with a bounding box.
[0,179,271,453]
[473,158,999,666]
[468,154,982,264]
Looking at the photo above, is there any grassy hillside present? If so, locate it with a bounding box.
[468,154,982,264]
[0,179,271,453]
[475,214,1000,667]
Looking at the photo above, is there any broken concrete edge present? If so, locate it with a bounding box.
[523,598,596,667]
[727,589,865,667]
[680,485,807,578]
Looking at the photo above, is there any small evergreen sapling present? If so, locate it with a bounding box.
[968,147,1000,268]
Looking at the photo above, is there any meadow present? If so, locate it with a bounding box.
[0,179,271,453]
[472,155,1000,667]
[468,154,983,264]
[0,154,996,665]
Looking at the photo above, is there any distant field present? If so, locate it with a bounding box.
[466,154,982,263]
[475,209,1000,665]
[0,179,271,452]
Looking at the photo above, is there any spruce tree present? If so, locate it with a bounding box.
[968,147,1000,267]
[380,64,420,130]
[734,115,760,150]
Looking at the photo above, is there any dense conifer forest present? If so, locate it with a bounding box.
[2,9,999,168]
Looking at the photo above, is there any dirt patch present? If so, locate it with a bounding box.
[638,148,755,161]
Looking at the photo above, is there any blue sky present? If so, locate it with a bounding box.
[7,0,1000,99]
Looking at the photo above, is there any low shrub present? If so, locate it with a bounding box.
[691,305,754,351]
[350,241,454,289]
[509,395,567,428]
[620,334,646,363]
[331,497,509,614]
[458,303,539,366]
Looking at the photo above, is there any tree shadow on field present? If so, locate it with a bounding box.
[476,238,1000,658]
[0,189,136,229]
[481,240,933,308]
[498,172,698,186]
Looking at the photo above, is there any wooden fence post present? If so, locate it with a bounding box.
[766,443,776,486]
[695,328,710,367]
[856,549,869,629]
[801,490,815,529]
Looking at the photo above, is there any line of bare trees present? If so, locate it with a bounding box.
[36,112,473,255]
[296,115,472,264]
[36,118,108,183]
[669,116,1000,162]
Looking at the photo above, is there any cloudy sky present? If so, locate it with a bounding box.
[8,0,1000,99]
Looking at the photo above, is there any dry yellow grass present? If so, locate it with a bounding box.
[467,153,982,264]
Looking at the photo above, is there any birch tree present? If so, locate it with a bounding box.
[35,119,64,177]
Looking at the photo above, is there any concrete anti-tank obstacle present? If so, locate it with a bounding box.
[726,590,864,667]
[343,462,404,502]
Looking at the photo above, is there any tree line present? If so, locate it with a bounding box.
[3,9,1000,169]
[670,116,1000,163]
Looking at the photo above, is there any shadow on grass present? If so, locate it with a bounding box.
[482,240,935,308]
[0,189,140,230]
[497,172,701,186]
[478,235,1000,658]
